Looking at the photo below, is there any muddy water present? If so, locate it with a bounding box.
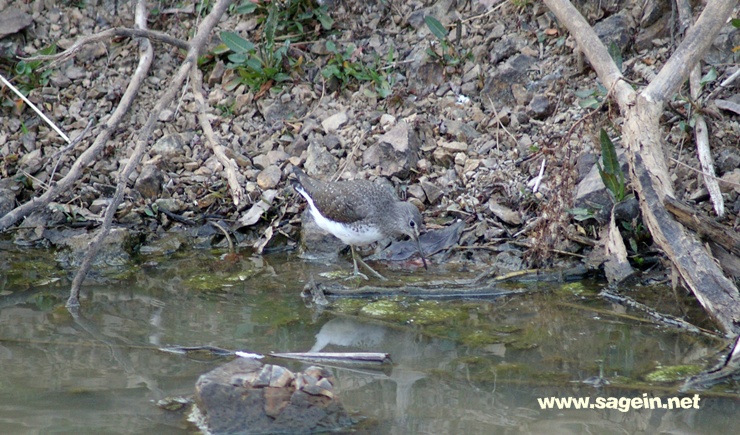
[0,245,738,434]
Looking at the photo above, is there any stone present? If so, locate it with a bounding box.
[481,54,536,108]
[432,147,455,167]
[298,207,346,259]
[134,164,164,199]
[252,153,270,170]
[0,178,21,218]
[717,148,740,174]
[321,112,348,133]
[266,150,290,166]
[323,134,342,150]
[258,97,308,123]
[412,61,445,95]
[594,11,635,54]
[52,227,135,269]
[527,95,554,120]
[635,13,671,52]
[362,121,420,178]
[65,65,87,80]
[511,83,532,106]
[490,34,525,64]
[440,140,469,152]
[721,169,740,194]
[379,114,396,127]
[421,181,443,204]
[304,141,337,176]
[207,60,226,86]
[488,199,522,225]
[152,133,186,159]
[407,184,426,202]
[18,148,42,174]
[0,8,33,39]
[574,149,630,223]
[256,165,282,189]
[445,120,480,141]
[192,358,354,435]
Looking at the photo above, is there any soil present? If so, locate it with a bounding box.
[0,0,738,282]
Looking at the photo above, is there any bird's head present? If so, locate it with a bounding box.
[394,202,428,269]
[395,202,425,240]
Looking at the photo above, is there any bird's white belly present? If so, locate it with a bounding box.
[301,192,383,245]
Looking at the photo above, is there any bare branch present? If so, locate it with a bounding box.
[0,17,155,231]
[645,0,736,101]
[543,0,634,107]
[26,27,189,68]
[544,0,740,333]
[67,0,236,307]
[190,65,246,209]
[67,0,155,307]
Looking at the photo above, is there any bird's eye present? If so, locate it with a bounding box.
[409,220,416,228]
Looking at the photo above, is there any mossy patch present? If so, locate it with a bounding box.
[359,299,406,322]
[462,330,504,347]
[644,365,703,383]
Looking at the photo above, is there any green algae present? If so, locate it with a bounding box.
[645,365,703,383]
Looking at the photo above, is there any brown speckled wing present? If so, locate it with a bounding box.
[308,180,378,224]
[294,169,397,225]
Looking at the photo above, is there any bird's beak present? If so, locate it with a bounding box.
[413,232,428,270]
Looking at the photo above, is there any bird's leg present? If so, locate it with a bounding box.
[348,245,369,281]
[351,245,387,281]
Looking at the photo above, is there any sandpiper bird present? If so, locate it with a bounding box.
[292,167,427,280]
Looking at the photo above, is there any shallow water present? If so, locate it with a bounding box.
[0,245,738,434]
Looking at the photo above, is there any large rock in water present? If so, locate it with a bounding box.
[191,358,355,434]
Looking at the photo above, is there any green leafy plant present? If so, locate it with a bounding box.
[607,41,623,72]
[219,0,336,92]
[220,5,292,92]
[621,218,650,261]
[568,207,596,222]
[596,128,631,203]
[699,66,717,89]
[233,0,333,37]
[321,42,394,98]
[574,84,607,109]
[197,0,213,17]
[12,44,57,97]
[423,16,472,69]
[511,0,533,7]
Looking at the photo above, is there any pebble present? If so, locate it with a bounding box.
[379,114,396,127]
[440,141,469,152]
[257,165,282,189]
[321,112,348,133]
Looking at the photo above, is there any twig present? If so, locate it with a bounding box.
[719,67,740,88]
[669,157,740,189]
[67,0,156,307]
[0,73,70,143]
[67,0,236,307]
[333,128,366,182]
[682,1,723,217]
[0,12,155,231]
[25,27,189,68]
[486,96,517,147]
[49,119,94,182]
[461,0,508,24]
[211,220,235,252]
[600,289,721,338]
[191,65,245,208]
